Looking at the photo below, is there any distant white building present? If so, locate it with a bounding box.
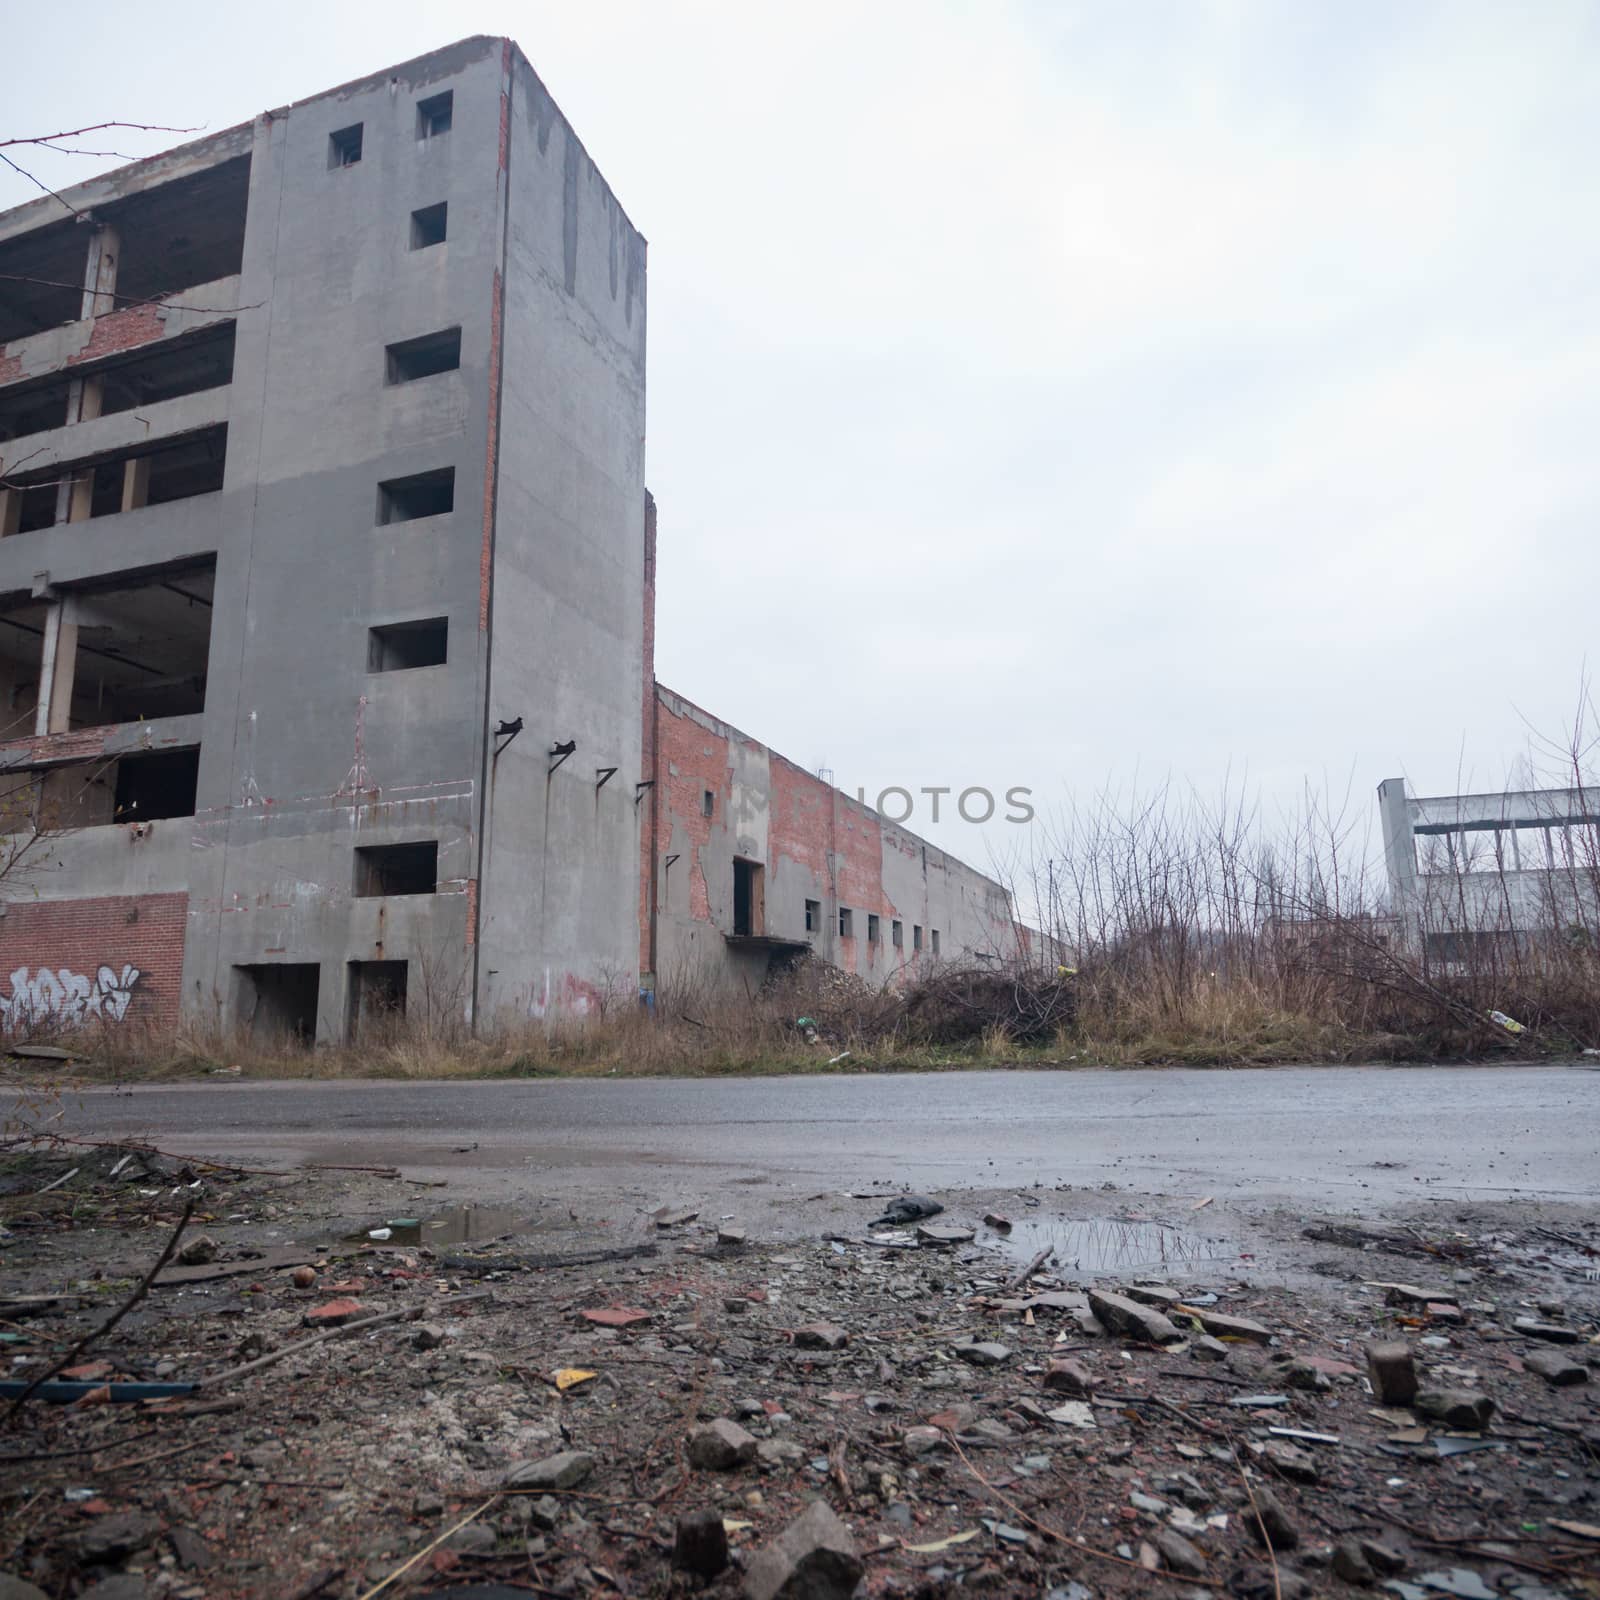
[1378,778,1600,960]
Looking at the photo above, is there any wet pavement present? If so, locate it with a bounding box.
[14,1063,1598,1223]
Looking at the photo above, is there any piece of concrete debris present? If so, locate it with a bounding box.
[1125,1283,1184,1307]
[73,1512,161,1564]
[1184,1308,1272,1344]
[1366,1341,1419,1406]
[411,1323,445,1351]
[1331,1540,1373,1584]
[78,1579,147,1600]
[954,1341,1012,1367]
[1154,1527,1208,1576]
[718,1225,747,1249]
[502,1450,597,1491]
[917,1223,976,1246]
[1042,1358,1094,1397]
[675,1508,731,1577]
[1359,1539,1407,1576]
[902,1426,945,1456]
[758,1438,806,1467]
[445,1523,496,1555]
[984,1212,1012,1229]
[1511,1316,1580,1344]
[1192,1335,1230,1363]
[1280,1357,1332,1392]
[653,1206,699,1228]
[167,1527,214,1571]
[1524,1348,1588,1386]
[793,1323,849,1351]
[688,1419,758,1471]
[868,1195,944,1227]
[1415,1388,1495,1430]
[1379,1283,1457,1308]
[743,1499,864,1600]
[1260,1440,1319,1484]
[1245,1485,1299,1551]
[1089,1289,1184,1345]
[177,1234,218,1266]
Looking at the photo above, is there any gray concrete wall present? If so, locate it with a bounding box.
[473,45,648,1026]
[0,39,521,1040]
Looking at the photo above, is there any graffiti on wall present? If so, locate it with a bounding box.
[0,964,142,1031]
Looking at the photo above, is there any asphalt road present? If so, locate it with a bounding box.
[18,1064,1598,1211]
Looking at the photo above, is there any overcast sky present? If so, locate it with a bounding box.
[6,1,1598,880]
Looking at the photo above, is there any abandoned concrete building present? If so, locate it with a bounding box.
[0,37,1026,1041]
[1378,776,1600,960]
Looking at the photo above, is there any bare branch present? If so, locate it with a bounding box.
[0,121,200,151]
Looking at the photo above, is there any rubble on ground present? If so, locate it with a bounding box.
[0,1144,1596,1598]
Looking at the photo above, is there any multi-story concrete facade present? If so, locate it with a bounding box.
[0,39,1026,1041]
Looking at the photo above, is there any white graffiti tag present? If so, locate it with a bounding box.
[0,964,142,1031]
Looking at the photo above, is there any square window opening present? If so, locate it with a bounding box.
[329,124,363,168]
[112,748,199,822]
[838,907,854,938]
[368,617,447,672]
[385,327,461,385]
[236,962,319,1044]
[867,913,880,943]
[892,919,904,949]
[353,840,438,897]
[417,91,454,139]
[410,202,448,250]
[804,898,820,934]
[377,467,454,524]
[347,959,407,1042]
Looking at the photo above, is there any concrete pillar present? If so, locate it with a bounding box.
[81,224,120,320]
[35,600,78,736]
[66,470,94,524]
[1377,778,1422,954]
[0,487,19,538]
[121,457,151,513]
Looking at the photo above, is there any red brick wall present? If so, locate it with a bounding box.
[0,893,187,1033]
[64,302,168,366]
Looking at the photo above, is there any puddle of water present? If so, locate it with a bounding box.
[988,1217,1241,1280]
[352,1205,528,1248]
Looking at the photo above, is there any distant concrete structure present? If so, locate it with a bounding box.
[1378,777,1600,958]
[0,39,1026,1041]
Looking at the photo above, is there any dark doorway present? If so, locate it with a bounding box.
[732,859,763,937]
[235,963,320,1044]
[347,959,408,1042]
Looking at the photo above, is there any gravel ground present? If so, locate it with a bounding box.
[1,1142,1597,1600]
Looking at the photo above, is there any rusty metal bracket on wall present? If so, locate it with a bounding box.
[595,766,617,791]
[634,779,655,806]
[548,739,576,775]
[493,717,523,758]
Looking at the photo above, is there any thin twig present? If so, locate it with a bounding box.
[199,1291,490,1389]
[3,1197,192,1421]
[354,1496,498,1600]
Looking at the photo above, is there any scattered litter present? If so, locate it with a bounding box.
[904,1529,980,1553]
